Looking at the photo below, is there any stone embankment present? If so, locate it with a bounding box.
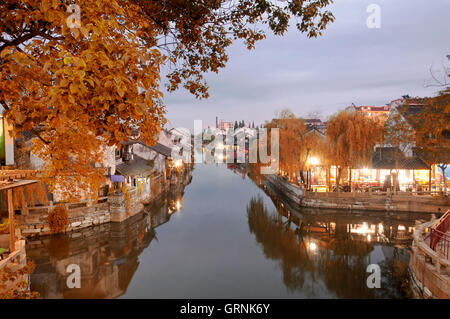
[18,168,191,238]
[302,191,448,214]
[263,175,303,207]
[263,175,449,214]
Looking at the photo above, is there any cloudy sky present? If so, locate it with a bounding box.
[162,0,450,130]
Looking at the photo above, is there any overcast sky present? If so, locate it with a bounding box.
[162,0,450,130]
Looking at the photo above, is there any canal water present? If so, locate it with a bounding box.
[26,164,431,298]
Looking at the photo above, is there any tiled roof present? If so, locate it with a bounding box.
[355,106,389,112]
[122,139,173,157]
[372,147,429,169]
[116,154,155,177]
[149,143,172,157]
[304,118,322,123]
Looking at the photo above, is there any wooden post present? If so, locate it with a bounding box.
[326,166,331,192]
[429,167,432,192]
[7,188,15,253]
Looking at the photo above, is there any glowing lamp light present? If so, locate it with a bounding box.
[176,200,182,211]
[174,159,183,168]
[309,157,320,165]
[309,242,317,251]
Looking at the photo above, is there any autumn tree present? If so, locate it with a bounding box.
[0,0,334,200]
[0,261,39,299]
[265,109,305,182]
[265,109,326,184]
[300,127,327,187]
[383,101,417,189]
[326,110,383,191]
[413,91,450,193]
[0,0,166,200]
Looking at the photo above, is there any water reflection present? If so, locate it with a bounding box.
[246,195,420,298]
[26,186,186,299]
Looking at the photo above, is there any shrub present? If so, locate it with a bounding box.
[0,219,10,235]
[0,218,18,235]
[47,205,69,233]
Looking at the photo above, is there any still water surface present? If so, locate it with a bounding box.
[27,164,430,298]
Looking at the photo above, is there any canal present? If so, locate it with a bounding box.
[26,164,431,298]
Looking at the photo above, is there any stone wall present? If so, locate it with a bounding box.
[18,169,179,237]
[109,189,144,223]
[302,191,449,214]
[19,200,110,237]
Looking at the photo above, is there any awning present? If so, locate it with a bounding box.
[110,175,125,183]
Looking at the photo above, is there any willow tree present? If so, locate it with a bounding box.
[265,109,327,184]
[265,110,306,182]
[326,111,383,191]
[0,0,334,200]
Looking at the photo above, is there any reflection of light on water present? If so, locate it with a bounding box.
[367,235,371,241]
[350,222,376,234]
[176,200,181,211]
[378,223,384,233]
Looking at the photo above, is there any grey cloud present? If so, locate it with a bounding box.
[162,0,450,130]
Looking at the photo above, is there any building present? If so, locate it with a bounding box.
[218,120,234,131]
[346,104,390,122]
[170,128,192,164]
[116,137,172,201]
[304,119,327,135]
[0,115,14,166]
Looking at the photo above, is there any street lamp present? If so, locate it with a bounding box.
[307,155,320,191]
[309,157,320,166]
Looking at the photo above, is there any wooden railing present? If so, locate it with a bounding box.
[0,169,39,181]
[305,189,448,198]
[24,196,109,215]
[430,210,450,259]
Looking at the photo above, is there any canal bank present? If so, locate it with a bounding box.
[263,174,449,214]
[17,166,193,238]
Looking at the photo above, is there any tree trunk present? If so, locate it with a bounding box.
[309,169,312,190]
[326,166,331,191]
[300,171,306,185]
[439,165,447,194]
[349,167,352,192]
[429,166,432,193]
[337,167,341,192]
